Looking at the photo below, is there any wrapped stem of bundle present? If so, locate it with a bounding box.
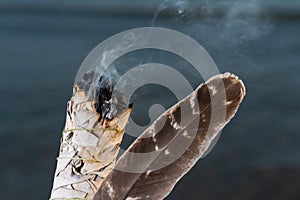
[50,72,132,200]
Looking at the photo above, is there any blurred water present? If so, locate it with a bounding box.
[0,0,300,7]
[0,1,299,200]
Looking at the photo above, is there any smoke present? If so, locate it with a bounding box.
[152,0,272,72]
[152,0,191,24]
[77,0,272,142]
[221,0,270,40]
[81,0,272,100]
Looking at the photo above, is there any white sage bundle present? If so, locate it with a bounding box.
[50,72,132,199]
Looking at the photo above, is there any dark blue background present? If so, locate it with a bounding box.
[0,0,299,199]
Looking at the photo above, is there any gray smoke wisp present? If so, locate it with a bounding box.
[152,0,272,68]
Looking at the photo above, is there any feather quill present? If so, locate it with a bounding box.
[94,72,246,200]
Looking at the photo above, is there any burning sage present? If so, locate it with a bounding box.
[50,71,133,199]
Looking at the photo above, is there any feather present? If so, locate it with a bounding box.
[94,72,246,200]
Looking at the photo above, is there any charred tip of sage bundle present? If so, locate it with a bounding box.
[75,71,133,123]
[94,75,114,121]
[94,74,133,123]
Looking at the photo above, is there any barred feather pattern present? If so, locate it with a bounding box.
[94,72,246,200]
